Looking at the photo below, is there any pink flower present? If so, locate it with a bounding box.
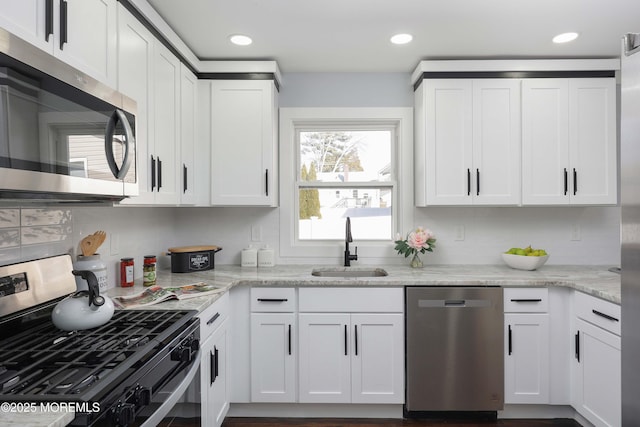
[408,228,428,250]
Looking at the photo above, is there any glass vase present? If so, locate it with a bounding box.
[410,252,423,268]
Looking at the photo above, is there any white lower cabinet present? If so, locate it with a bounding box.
[199,293,230,427]
[250,288,297,402]
[571,292,621,427]
[297,288,404,404]
[503,288,550,404]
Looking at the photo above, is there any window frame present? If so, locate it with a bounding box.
[279,107,414,262]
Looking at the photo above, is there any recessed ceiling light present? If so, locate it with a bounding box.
[390,33,413,45]
[553,32,579,44]
[229,34,252,46]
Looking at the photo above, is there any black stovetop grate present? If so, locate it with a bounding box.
[0,309,196,401]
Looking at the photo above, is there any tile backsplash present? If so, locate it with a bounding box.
[0,207,73,264]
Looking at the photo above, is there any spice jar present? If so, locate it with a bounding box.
[143,255,157,287]
[120,258,134,287]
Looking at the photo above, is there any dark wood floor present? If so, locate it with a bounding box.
[161,417,582,427]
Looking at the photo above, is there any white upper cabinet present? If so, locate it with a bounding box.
[415,79,521,206]
[210,80,278,206]
[522,78,616,205]
[179,64,197,205]
[0,0,117,87]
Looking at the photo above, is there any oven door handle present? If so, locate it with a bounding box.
[139,351,201,427]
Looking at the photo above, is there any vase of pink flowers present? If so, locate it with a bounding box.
[394,227,436,268]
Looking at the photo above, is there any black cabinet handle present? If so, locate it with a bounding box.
[592,309,619,322]
[476,168,480,196]
[59,0,67,50]
[508,325,512,355]
[288,324,292,355]
[206,312,220,326]
[510,299,542,303]
[344,324,348,356]
[467,168,471,196]
[45,0,54,41]
[265,169,269,196]
[214,346,219,380]
[214,351,216,385]
[150,156,156,191]
[575,331,580,362]
[157,157,163,190]
[573,168,577,195]
[183,164,187,193]
[354,325,358,356]
[564,168,568,195]
[257,298,288,302]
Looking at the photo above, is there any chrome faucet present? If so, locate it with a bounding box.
[344,217,358,266]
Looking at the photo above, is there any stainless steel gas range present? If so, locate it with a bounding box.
[0,255,200,426]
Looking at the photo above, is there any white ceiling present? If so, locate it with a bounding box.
[145,0,640,73]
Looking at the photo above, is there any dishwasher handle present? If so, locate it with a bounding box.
[418,299,492,308]
[445,299,466,306]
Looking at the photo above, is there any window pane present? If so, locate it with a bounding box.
[299,187,392,240]
[299,131,391,183]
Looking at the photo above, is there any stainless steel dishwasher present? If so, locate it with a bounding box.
[405,286,504,415]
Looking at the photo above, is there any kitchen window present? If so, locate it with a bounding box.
[280,108,413,260]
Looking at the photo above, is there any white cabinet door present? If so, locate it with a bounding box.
[572,318,621,427]
[210,80,278,206]
[504,313,550,404]
[423,79,473,205]
[298,313,351,403]
[179,64,197,205]
[116,3,154,205]
[351,313,403,404]
[522,78,616,205]
[568,78,617,205]
[472,79,521,205]
[250,313,296,402]
[150,42,180,204]
[419,79,520,206]
[202,318,229,427]
[0,0,51,52]
[522,79,570,205]
[54,0,117,88]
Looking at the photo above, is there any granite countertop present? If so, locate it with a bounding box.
[107,264,621,310]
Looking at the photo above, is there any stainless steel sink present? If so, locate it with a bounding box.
[311,268,388,278]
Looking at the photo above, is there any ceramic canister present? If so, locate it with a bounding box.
[73,254,108,292]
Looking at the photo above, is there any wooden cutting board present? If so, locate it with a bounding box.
[168,245,221,253]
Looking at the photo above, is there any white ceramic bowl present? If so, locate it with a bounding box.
[502,253,549,271]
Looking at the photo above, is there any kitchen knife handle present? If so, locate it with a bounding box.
[354,324,358,356]
[467,168,471,196]
[564,168,568,195]
[476,168,480,196]
[45,0,54,41]
[508,325,512,355]
[573,168,577,195]
[157,157,163,190]
[344,324,348,356]
[183,164,188,193]
[265,169,269,196]
[288,324,292,355]
[575,331,580,362]
[151,156,156,191]
[592,309,619,322]
[59,0,67,50]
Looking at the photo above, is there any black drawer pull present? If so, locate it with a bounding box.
[564,168,568,195]
[467,168,471,196]
[344,324,348,356]
[206,312,220,326]
[510,298,542,303]
[592,309,619,322]
[288,324,292,355]
[508,325,512,355]
[575,331,580,362]
[257,298,288,302]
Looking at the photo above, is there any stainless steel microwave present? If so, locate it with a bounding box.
[0,28,137,202]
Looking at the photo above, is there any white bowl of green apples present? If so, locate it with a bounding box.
[502,246,549,271]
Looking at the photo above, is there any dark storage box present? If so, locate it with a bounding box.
[167,245,222,273]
